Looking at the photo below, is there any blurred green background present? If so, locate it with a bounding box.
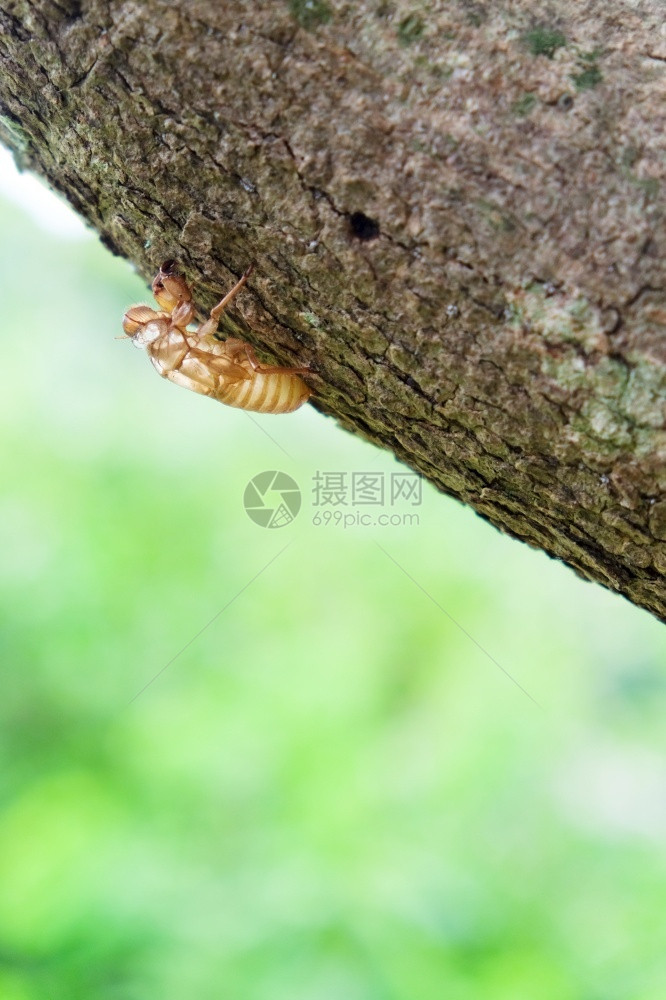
[1,149,665,1000]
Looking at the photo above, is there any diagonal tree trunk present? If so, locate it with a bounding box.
[1,0,665,618]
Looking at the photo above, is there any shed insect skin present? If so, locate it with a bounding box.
[122,262,312,414]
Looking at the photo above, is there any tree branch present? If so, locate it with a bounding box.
[1,0,665,618]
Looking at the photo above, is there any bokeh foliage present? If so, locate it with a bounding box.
[0,187,665,999]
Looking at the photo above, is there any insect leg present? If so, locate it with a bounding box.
[152,264,195,329]
[194,265,254,338]
[224,338,311,376]
[187,346,251,383]
[157,343,248,398]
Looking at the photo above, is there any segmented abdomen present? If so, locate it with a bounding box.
[216,372,310,413]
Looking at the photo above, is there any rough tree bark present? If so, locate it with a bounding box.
[1,0,665,619]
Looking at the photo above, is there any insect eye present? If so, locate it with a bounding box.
[160,258,178,274]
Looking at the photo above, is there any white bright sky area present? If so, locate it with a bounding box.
[0,145,90,238]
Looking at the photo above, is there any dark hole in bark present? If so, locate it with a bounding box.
[349,211,380,240]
